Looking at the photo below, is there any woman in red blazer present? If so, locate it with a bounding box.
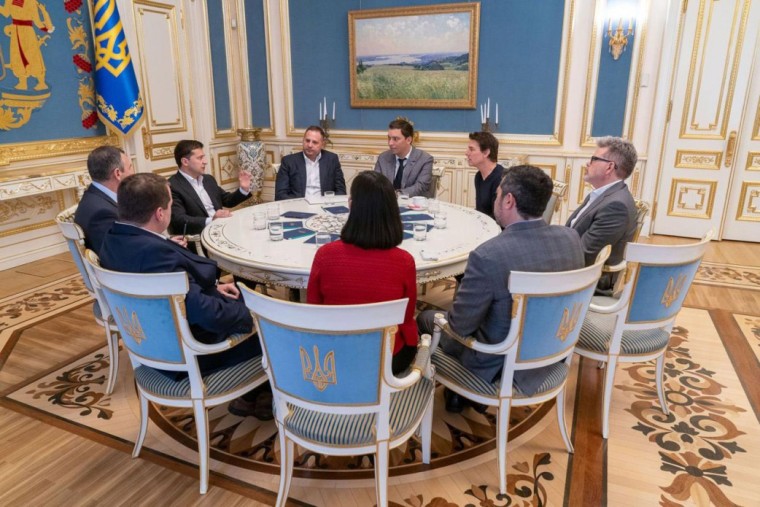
[307,171,418,374]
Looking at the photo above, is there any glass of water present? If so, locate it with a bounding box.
[434,211,447,229]
[315,231,331,247]
[267,204,280,222]
[324,191,335,204]
[269,222,283,241]
[428,199,440,214]
[252,211,267,230]
[413,223,427,241]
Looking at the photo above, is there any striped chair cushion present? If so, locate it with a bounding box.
[283,377,434,447]
[578,311,670,355]
[431,349,569,398]
[134,355,264,399]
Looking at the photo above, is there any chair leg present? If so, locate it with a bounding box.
[496,398,512,496]
[655,353,670,416]
[105,328,119,394]
[420,394,433,464]
[556,387,573,453]
[132,391,149,458]
[192,400,210,494]
[275,428,294,507]
[375,440,390,507]
[601,355,618,439]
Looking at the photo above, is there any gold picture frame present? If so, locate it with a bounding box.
[348,2,480,109]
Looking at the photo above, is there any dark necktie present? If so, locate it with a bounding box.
[393,158,406,190]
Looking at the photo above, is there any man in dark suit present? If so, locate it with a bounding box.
[566,136,638,291]
[374,118,434,198]
[168,140,253,235]
[275,126,346,201]
[74,146,133,254]
[418,166,584,412]
[100,173,270,419]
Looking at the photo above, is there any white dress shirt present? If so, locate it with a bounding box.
[179,171,215,226]
[304,152,322,198]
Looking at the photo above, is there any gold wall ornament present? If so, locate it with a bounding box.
[116,306,146,345]
[661,274,687,308]
[556,303,583,342]
[299,345,336,391]
[606,18,633,60]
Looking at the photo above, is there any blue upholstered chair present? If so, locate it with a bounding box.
[85,251,266,494]
[240,287,434,507]
[430,246,610,495]
[55,206,120,394]
[575,232,712,439]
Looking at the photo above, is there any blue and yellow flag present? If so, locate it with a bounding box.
[92,0,144,135]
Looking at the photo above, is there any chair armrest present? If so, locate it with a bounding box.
[386,334,432,389]
[184,332,252,354]
[434,316,514,354]
[602,260,626,273]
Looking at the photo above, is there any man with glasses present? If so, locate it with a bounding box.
[566,136,638,292]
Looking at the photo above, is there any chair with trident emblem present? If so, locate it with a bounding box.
[429,246,609,495]
[240,287,434,507]
[84,250,266,494]
[575,231,712,439]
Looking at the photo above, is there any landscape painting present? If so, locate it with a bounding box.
[348,3,480,109]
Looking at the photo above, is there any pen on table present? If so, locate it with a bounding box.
[183,221,188,243]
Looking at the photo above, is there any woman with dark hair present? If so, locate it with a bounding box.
[307,171,418,373]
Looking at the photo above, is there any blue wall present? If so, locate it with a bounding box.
[245,0,272,128]
[208,1,233,131]
[1,1,106,144]
[288,0,565,134]
[591,0,637,138]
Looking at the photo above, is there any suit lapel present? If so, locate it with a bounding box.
[402,148,417,187]
[174,172,209,215]
[318,152,328,193]
[574,181,626,228]
[202,175,221,210]
[296,155,307,195]
[90,185,117,209]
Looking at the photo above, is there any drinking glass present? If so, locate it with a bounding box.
[413,223,427,241]
[315,231,331,247]
[269,222,283,241]
[428,199,440,214]
[434,211,448,229]
[252,211,267,230]
[324,191,335,204]
[267,204,280,222]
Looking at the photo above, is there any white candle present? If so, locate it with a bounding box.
[332,101,335,120]
[480,104,485,123]
[495,103,499,125]
[487,98,490,119]
[319,102,323,121]
[323,97,327,120]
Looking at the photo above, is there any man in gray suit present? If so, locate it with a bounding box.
[275,126,346,201]
[374,118,434,197]
[566,136,638,291]
[418,165,584,412]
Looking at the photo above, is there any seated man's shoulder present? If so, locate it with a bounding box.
[413,147,433,161]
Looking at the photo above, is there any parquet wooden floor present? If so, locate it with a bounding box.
[0,237,758,506]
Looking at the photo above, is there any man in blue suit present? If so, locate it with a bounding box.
[99,173,271,419]
[275,126,346,201]
[74,146,133,255]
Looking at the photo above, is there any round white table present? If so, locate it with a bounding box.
[202,197,501,289]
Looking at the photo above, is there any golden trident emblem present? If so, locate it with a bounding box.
[93,0,132,77]
[299,345,336,391]
[116,307,146,345]
[556,303,583,342]
[661,274,687,308]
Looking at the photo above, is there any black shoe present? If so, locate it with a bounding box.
[444,388,467,413]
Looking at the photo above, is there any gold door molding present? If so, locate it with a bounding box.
[679,0,752,140]
[674,150,723,169]
[735,181,760,221]
[667,178,717,219]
